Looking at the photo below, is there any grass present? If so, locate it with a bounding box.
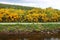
[0,24,60,32]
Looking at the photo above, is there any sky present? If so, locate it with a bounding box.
[0,0,60,9]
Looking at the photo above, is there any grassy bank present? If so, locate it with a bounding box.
[0,24,60,32]
[0,24,60,40]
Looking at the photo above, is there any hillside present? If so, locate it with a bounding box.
[0,3,60,22]
[0,3,35,10]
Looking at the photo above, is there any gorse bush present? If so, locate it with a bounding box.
[0,7,60,22]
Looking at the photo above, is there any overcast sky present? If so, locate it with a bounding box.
[0,0,60,9]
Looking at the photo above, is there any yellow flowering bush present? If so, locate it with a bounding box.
[0,8,60,22]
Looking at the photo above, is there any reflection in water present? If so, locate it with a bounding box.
[18,38,60,40]
[44,38,60,40]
